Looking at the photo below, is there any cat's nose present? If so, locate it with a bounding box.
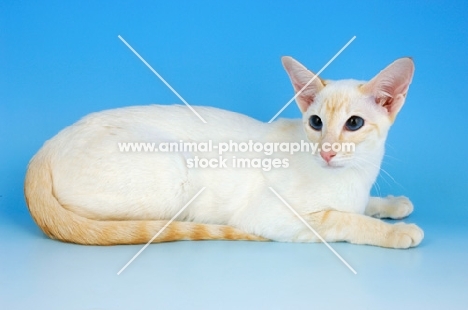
[320,150,336,163]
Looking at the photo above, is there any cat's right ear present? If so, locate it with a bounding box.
[282,56,324,113]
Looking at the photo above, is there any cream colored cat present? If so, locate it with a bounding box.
[24,56,423,248]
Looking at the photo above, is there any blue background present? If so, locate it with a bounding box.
[1,1,467,309]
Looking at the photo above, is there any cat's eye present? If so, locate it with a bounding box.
[345,116,364,131]
[309,115,323,131]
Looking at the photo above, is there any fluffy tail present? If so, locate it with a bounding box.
[24,150,266,245]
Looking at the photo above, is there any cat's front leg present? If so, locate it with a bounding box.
[365,196,414,219]
[306,210,424,248]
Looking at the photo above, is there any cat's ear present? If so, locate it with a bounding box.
[282,56,325,113]
[361,58,414,121]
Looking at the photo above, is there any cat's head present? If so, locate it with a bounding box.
[282,56,414,169]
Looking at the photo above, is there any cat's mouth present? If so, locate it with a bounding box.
[317,158,346,169]
[324,163,345,169]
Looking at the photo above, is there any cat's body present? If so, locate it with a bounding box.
[24,57,424,248]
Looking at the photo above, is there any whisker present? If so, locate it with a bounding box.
[383,154,403,162]
[356,157,396,186]
[354,155,404,190]
[350,160,382,197]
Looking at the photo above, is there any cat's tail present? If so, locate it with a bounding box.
[24,150,266,245]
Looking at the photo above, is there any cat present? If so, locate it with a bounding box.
[24,56,423,248]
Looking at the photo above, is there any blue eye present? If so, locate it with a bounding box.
[309,115,322,131]
[345,116,364,131]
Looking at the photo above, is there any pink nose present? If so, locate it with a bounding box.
[320,150,336,163]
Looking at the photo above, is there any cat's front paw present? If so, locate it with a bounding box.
[384,195,414,219]
[387,223,424,248]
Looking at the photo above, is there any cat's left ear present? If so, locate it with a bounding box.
[361,58,415,121]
